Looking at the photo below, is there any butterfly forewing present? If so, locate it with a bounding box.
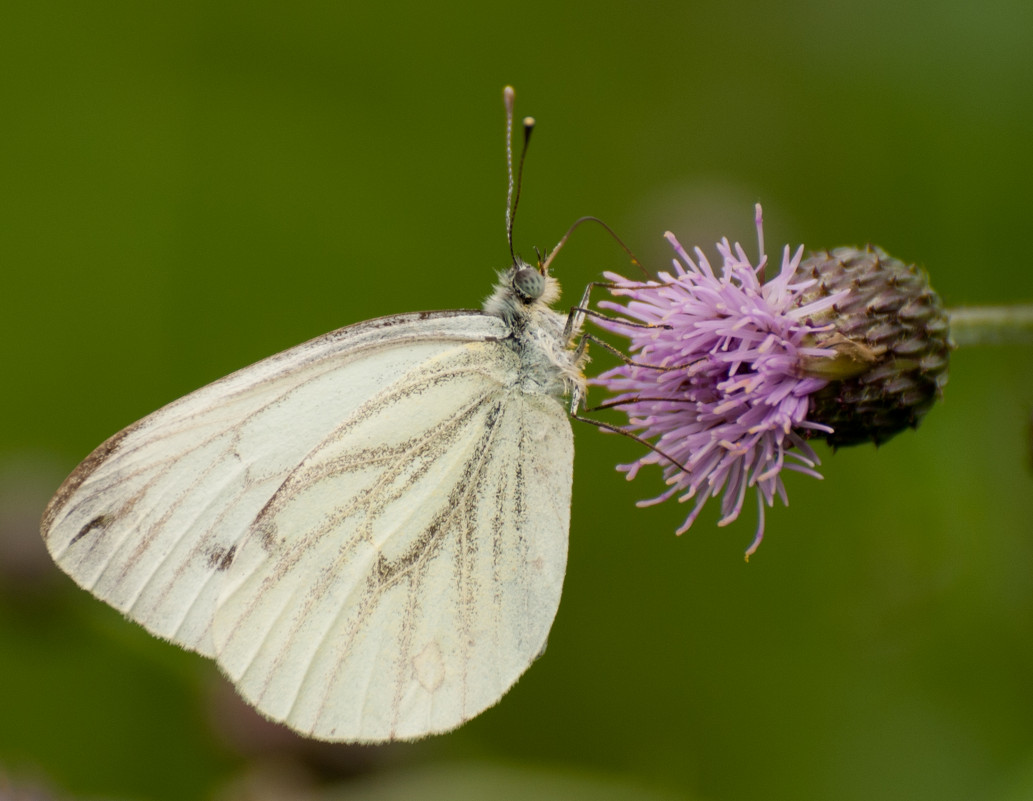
[41,312,514,658]
[213,340,572,741]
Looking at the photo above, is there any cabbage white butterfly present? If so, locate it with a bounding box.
[41,87,587,743]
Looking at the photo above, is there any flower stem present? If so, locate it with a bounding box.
[948,305,1033,346]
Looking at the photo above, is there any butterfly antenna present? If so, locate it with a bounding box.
[503,86,535,266]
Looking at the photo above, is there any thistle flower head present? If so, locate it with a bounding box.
[795,246,951,446]
[592,206,949,557]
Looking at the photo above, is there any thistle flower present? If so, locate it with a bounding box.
[592,206,949,557]
[795,246,951,446]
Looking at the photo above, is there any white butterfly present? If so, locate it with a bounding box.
[40,88,587,743]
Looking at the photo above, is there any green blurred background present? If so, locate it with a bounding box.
[3,1,1033,800]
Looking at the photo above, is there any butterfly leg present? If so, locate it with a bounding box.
[563,281,666,342]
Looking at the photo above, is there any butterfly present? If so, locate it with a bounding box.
[40,87,588,743]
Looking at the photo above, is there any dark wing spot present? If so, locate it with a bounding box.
[69,515,112,547]
[207,544,237,571]
[41,427,132,538]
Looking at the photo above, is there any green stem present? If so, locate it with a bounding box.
[948,305,1033,346]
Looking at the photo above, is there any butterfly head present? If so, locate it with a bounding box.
[484,259,561,322]
[513,263,547,302]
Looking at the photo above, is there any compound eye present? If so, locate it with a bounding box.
[513,266,546,301]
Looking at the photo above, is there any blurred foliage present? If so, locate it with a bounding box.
[2,1,1032,800]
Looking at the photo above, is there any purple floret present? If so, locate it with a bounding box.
[592,207,848,557]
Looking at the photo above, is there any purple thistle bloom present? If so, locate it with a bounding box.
[592,206,850,558]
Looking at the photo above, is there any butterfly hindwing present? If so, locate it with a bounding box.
[213,339,572,741]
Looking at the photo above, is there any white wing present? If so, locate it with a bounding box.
[41,310,572,741]
[215,343,571,740]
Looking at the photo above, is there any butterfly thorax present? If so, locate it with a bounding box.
[483,263,586,400]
